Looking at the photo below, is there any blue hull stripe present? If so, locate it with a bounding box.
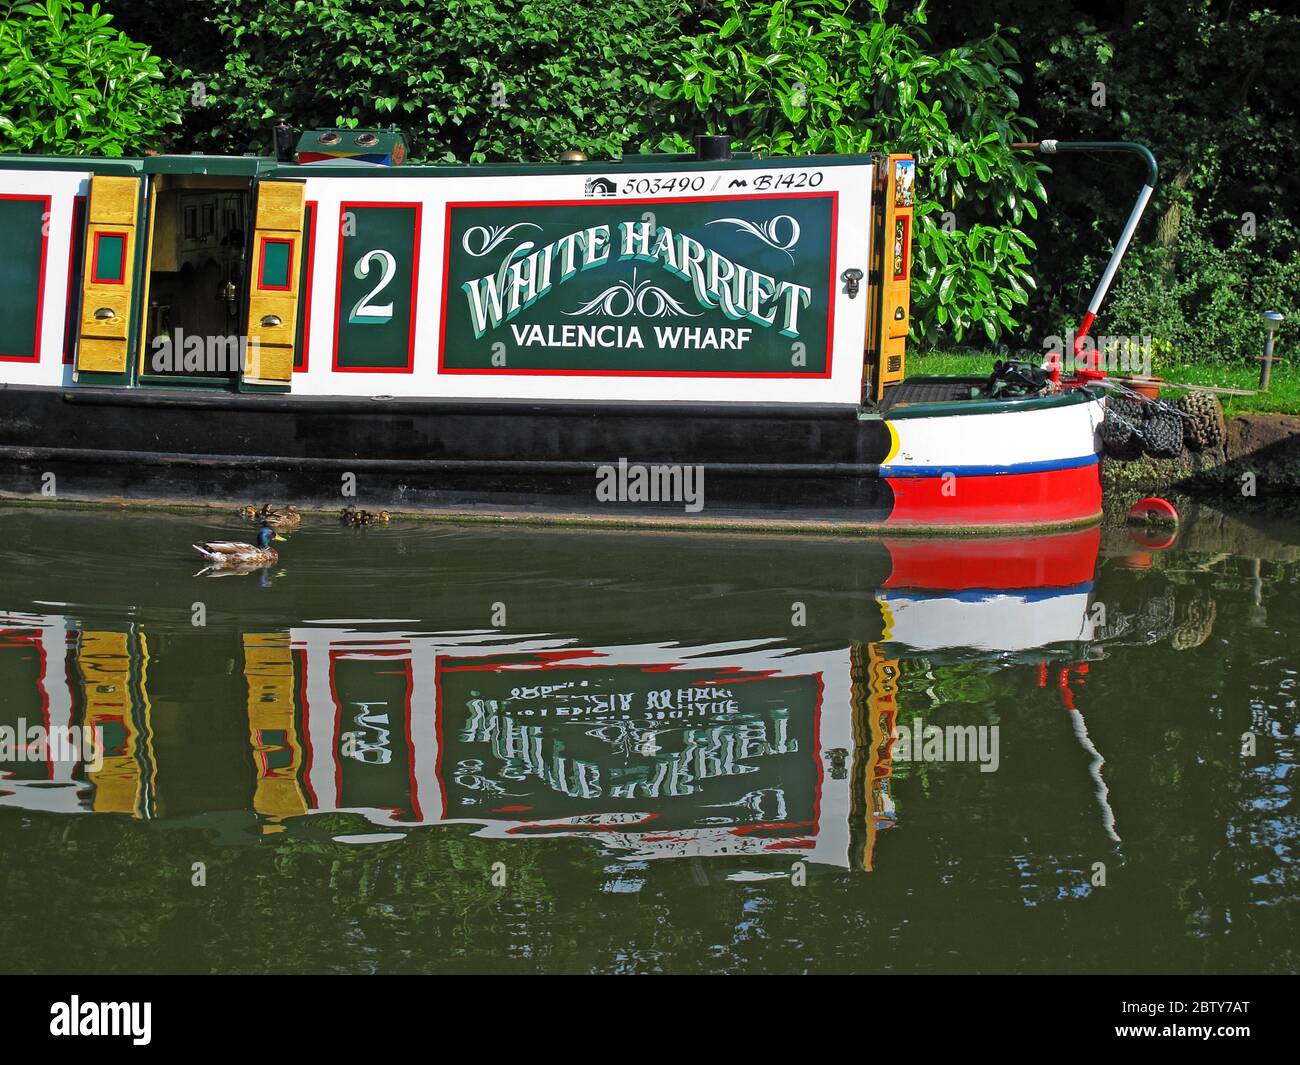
[880,453,1100,478]
[882,581,1095,603]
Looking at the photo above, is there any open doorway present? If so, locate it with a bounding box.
[139,174,252,385]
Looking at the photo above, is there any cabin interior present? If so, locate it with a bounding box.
[141,174,252,381]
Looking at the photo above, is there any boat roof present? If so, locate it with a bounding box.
[0,149,879,179]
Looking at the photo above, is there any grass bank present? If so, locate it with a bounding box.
[908,350,1300,416]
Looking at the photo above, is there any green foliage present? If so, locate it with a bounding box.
[9,0,1295,363]
[1105,209,1300,366]
[929,0,1299,357]
[199,0,690,163]
[0,0,185,156]
[657,0,1047,343]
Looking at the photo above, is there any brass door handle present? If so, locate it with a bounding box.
[260,314,282,328]
[93,307,116,320]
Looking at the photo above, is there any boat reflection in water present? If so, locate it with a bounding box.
[0,523,1199,871]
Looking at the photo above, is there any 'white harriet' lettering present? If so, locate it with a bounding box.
[463,221,811,339]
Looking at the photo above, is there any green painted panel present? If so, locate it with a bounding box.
[440,194,834,375]
[0,197,47,359]
[331,658,414,813]
[335,205,418,370]
[260,238,291,289]
[94,232,125,282]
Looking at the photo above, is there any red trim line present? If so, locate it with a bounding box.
[255,236,295,291]
[90,229,128,285]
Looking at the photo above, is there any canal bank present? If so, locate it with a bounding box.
[1103,409,1300,515]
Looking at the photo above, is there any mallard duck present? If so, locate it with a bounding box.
[263,504,301,531]
[193,525,285,567]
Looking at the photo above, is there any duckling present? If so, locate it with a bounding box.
[193,525,285,568]
[339,506,390,527]
[238,504,259,521]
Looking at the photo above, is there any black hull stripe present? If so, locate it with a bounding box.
[0,444,883,478]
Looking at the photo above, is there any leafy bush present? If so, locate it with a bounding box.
[927,0,1300,356]
[200,0,690,163]
[1105,208,1300,365]
[0,0,185,156]
[657,0,1048,343]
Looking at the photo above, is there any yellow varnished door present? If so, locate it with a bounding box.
[242,180,305,386]
[78,629,148,816]
[243,632,308,828]
[76,175,143,374]
[870,155,914,401]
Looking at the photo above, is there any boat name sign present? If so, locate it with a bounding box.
[440,192,837,376]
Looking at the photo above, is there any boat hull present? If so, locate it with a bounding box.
[0,382,1104,531]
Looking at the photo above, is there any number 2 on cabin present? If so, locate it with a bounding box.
[349,249,397,325]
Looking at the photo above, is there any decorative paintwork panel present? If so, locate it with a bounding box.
[296,159,873,403]
[439,193,835,377]
[332,202,420,371]
[0,157,873,403]
[436,659,822,827]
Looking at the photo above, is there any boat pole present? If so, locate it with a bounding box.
[1012,140,1158,382]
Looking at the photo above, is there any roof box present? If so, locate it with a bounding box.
[295,129,408,166]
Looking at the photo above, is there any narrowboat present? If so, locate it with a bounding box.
[0,133,1151,529]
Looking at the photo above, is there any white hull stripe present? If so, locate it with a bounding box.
[887,399,1105,468]
[882,454,1099,477]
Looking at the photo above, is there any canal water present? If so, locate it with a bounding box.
[0,503,1294,974]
